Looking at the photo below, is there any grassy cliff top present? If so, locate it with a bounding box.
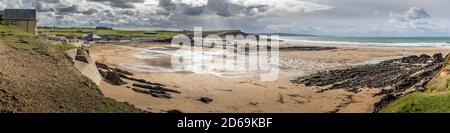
[0,25,142,113]
[38,28,181,39]
[38,28,247,39]
[381,92,450,113]
[381,53,450,113]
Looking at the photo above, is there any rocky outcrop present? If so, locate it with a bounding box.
[104,71,127,85]
[292,53,445,112]
[95,62,179,99]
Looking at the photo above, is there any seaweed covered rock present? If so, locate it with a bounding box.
[104,71,127,85]
[292,53,445,112]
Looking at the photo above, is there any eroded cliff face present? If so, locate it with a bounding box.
[0,25,142,113]
[426,53,450,93]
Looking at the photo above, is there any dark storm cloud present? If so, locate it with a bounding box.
[82,8,99,15]
[88,0,145,9]
[25,0,450,36]
[207,0,269,17]
[158,0,206,16]
[157,0,270,17]
[55,4,79,13]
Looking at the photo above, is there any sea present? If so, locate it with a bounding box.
[279,36,450,47]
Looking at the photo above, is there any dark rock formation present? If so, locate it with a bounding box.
[292,53,444,112]
[167,110,183,113]
[433,53,444,63]
[104,71,127,85]
[96,62,180,99]
[198,97,213,104]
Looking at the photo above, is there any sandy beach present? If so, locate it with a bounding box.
[88,42,450,113]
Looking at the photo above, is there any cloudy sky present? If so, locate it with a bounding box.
[1,0,450,36]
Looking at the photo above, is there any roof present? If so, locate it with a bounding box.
[3,9,36,21]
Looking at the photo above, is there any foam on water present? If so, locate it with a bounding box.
[280,36,450,48]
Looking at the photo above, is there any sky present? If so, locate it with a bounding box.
[1,0,450,36]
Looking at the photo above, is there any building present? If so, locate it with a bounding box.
[0,10,4,21]
[95,26,113,30]
[144,31,158,34]
[2,9,37,35]
[83,34,102,42]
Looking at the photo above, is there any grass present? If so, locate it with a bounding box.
[51,43,77,51]
[0,24,143,113]
[38,28,245,40]
[426,76,450,92]
[0,25,42,51]
[381,53,450,113]
[38,28,180,39]
[381,92,450,113]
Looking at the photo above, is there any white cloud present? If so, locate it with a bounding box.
[30,0,334,30]
[390,7,439,30]
[390,6,429,22]
[387,6,450,36]
[0,1,4,10]
[227,0,333,17]
[0,0,26,10]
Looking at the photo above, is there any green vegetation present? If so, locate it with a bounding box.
[426,76,450,92]
[381,92,450,113]
[38,28,246,40]
[38,28,180,39]
[51,43,77,51]
[0,25,42,51]
[0,24,143,113]
[382,53,450,113]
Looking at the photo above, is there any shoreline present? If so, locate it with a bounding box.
[87,42,450,113]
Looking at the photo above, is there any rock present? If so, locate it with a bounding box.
[292,53,445,112]
[113,68,133,76]
[95,62,110,70]
[401,55,419,63]
[132,83,180,94]
[75,48,89,63]
[104,71,126,85]
[198,97,213,104]
[433,53,444,63]
[132,87,171,99]
[373,94,398,113]
[419,54,431,59]
[119,74,165,86]
[98,69,108,78]
[167,110,183,113]
[419,54,431,63]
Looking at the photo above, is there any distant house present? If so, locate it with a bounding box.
[95,26,113,30]
[144,31,158,34]
[83,34,102,42]
[2,9,37,35]
[0,10,4,21]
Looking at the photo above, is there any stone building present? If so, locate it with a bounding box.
[2,9,37,35]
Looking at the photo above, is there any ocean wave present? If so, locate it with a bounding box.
[282,38,450,47]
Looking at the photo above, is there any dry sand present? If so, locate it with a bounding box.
[88,43,450,113]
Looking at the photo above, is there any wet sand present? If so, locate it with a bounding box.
[88,43,450,113]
